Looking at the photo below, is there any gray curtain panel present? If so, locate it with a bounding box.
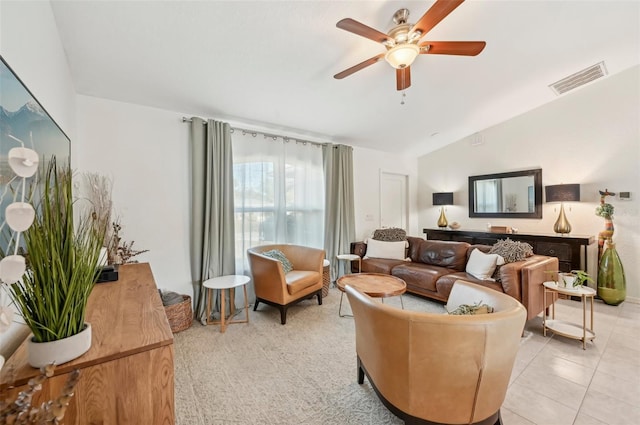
[189,117,238,324]
[323,144,356,282]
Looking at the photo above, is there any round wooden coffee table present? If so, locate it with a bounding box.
[336,273,406,317]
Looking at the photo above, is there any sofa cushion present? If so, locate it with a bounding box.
[465,248,504,280]
[392,263,451,292]
[285,271,321,295]
[261,249,293,274]
[447,301,494,315]
[360,258,406,274]
[372,228,407,242]
[364,239,408,260]
[436,272,505,300]
[408,239,469,271]
[489,238,534,263]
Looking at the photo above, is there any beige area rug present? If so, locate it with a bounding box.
[173,287,444,425]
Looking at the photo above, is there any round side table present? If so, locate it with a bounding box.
[203,275,250,333]
[336,254,361,275]
[542,281,595,349]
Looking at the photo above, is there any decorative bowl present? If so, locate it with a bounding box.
[449,222,461,230]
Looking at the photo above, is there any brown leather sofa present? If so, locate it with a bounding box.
[350,236,558,320]
[346,280,527,425]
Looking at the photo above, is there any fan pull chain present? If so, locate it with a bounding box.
[400,91,407,105]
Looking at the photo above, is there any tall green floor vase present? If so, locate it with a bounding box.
[597,241,626,305]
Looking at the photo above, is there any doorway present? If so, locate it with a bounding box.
[379,171,408,230]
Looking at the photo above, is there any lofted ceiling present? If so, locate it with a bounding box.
[50,0,640,156]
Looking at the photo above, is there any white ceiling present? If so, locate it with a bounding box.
[50,0,640,156]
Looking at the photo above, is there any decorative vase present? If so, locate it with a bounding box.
[27,323,92,368]
[437,207,448,228]
[597,242,626,306]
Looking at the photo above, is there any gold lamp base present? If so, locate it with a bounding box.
[553,203,572,234]
[437,207,448,228]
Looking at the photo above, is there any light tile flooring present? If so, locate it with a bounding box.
[502,297,640,425]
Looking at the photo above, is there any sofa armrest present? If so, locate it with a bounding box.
[521,256,559,320]
[351,241,366,257]
[497,261,526,301]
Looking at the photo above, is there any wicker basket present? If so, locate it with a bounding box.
[164,295,193,333]
[322,262,331,298]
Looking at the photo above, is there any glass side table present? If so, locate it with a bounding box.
[542,281,596,350]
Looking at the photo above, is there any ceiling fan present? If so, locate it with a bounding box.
[333,0,486,91]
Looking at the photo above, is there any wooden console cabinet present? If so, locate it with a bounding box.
[423,228,595,272]
[0,263,175,424]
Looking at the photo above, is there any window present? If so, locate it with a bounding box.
[232,133,324,272]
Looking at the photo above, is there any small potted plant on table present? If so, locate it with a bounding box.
[558,270,593,290]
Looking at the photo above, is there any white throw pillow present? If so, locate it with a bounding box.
[364,239,407,260]
[465,249,504,280]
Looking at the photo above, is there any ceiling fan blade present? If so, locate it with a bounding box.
[411,0,465,38]
[420,41,486,56]
[396,67,411,91]
[337,18,391,44]
[334,54,385,79]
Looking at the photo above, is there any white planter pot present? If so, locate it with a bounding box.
[559,273,576,288]
[27,323,92,368]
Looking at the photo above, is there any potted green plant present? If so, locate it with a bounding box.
[5,158,107,367]
[559,270,593,289]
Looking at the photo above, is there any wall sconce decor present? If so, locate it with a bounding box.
[433,192,454,228]
[545,184,580,234]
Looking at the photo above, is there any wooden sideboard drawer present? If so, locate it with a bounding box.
[536,242,571,261]
[558,261,573,272]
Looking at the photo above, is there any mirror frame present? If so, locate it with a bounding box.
[468,169,542,219]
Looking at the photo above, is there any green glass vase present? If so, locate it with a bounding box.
[597,241,626,305]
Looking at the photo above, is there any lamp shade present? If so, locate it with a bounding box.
[385,44,420,69]
[545,184,580,203]
[433,192,454,206]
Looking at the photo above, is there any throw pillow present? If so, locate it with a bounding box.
[489,238,534,263]
[364,239,407,260]
[261,249,293,274]
[465,248,504,280]
[372,228,407,242]
[447,301,495,315]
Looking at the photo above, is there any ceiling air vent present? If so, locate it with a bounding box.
[549,61,608,96]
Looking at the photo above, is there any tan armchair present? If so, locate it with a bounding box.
[345,280,526,425]
[247,244,324,324]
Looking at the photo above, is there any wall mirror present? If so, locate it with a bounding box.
[468,169,542,219]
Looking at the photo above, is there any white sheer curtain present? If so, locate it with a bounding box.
[232,132,325,277]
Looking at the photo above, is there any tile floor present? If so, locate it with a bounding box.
[502,297,640,425]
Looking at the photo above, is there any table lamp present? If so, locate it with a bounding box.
[432,192,454,228]
[545,184,580,234]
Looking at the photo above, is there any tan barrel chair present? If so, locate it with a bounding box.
[247,244,324,324]
[345,280,526,425]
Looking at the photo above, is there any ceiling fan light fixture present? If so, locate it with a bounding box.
[385,44,419,69]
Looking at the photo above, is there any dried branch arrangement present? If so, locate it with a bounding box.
[0,364,80,424]
[106,221,149,265]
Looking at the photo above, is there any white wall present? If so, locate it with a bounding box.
[418,66,640,300]
[75,95,193,296]
[353,146,419,241]
[0,0,76,356]
[75,96,419,297]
